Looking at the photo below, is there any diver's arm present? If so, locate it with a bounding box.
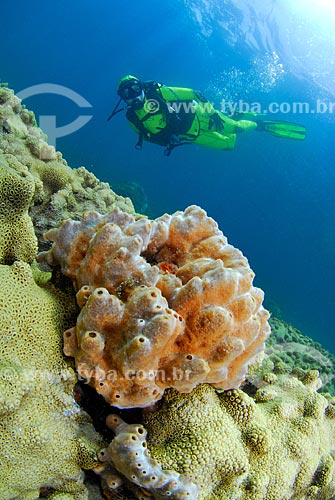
[159,86,195,101]
[159,86,225,131]
[188,89,226,129]
[160,85,215,105]
[193,89,216,109]
[149,83,220,116]
[160,86,215,110]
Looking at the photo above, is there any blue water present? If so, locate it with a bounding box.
[2,0,335,352]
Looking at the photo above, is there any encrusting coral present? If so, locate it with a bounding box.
[39,205,270,408]
[98,373,335,500]
[0,261,104,499]
[0,85,134,253]
[0,84,137,500]
[0,153,37,264]
[266,317,335,394]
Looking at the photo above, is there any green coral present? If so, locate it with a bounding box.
[0,261,103,499]
[220,388,256,424]
[313,455,335,488]
[0,85,30,136]
[0,153,37,263]
[144,385,249,499]
[266,317,335,394]
[136,375,335,500]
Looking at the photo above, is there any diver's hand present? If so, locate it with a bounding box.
[209,112,225,131]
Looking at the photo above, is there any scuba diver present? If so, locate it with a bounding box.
[108,75,306,156]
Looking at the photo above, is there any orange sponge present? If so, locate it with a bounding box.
[40,205,270,408]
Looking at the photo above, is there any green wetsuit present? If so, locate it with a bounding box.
[125,83,257,152]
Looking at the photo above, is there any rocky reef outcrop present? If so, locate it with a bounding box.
[0,84,134,256]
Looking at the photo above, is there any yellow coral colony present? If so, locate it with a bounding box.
[0,262,104,499]
[98,375,335,500]
[0,154,37,264]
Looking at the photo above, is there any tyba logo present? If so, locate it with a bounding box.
[17,83,93,148]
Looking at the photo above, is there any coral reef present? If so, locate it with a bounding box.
[0,84,135,500]
[98,374,335,500]
[38,205,270,408]
[96,414,199,499]
[0,153,37,263]
[1,84,334,500]
[0,261,104,499]
[0,85,134,252]
[265,317,335,394]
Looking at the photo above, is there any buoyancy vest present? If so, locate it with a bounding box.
[126,82,198,151]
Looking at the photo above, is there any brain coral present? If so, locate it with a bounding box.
[0,261,104,500]
[38,205,270,408]
[0,153,37,263]
[98,374,335,500]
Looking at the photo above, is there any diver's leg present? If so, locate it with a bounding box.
[181,108,255,150]
[217,113,258,133]
[180,109,237,150]
[193,130,237,150]
[228,112,306,140]
[192,113,255,150]
[234,119,258,132]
